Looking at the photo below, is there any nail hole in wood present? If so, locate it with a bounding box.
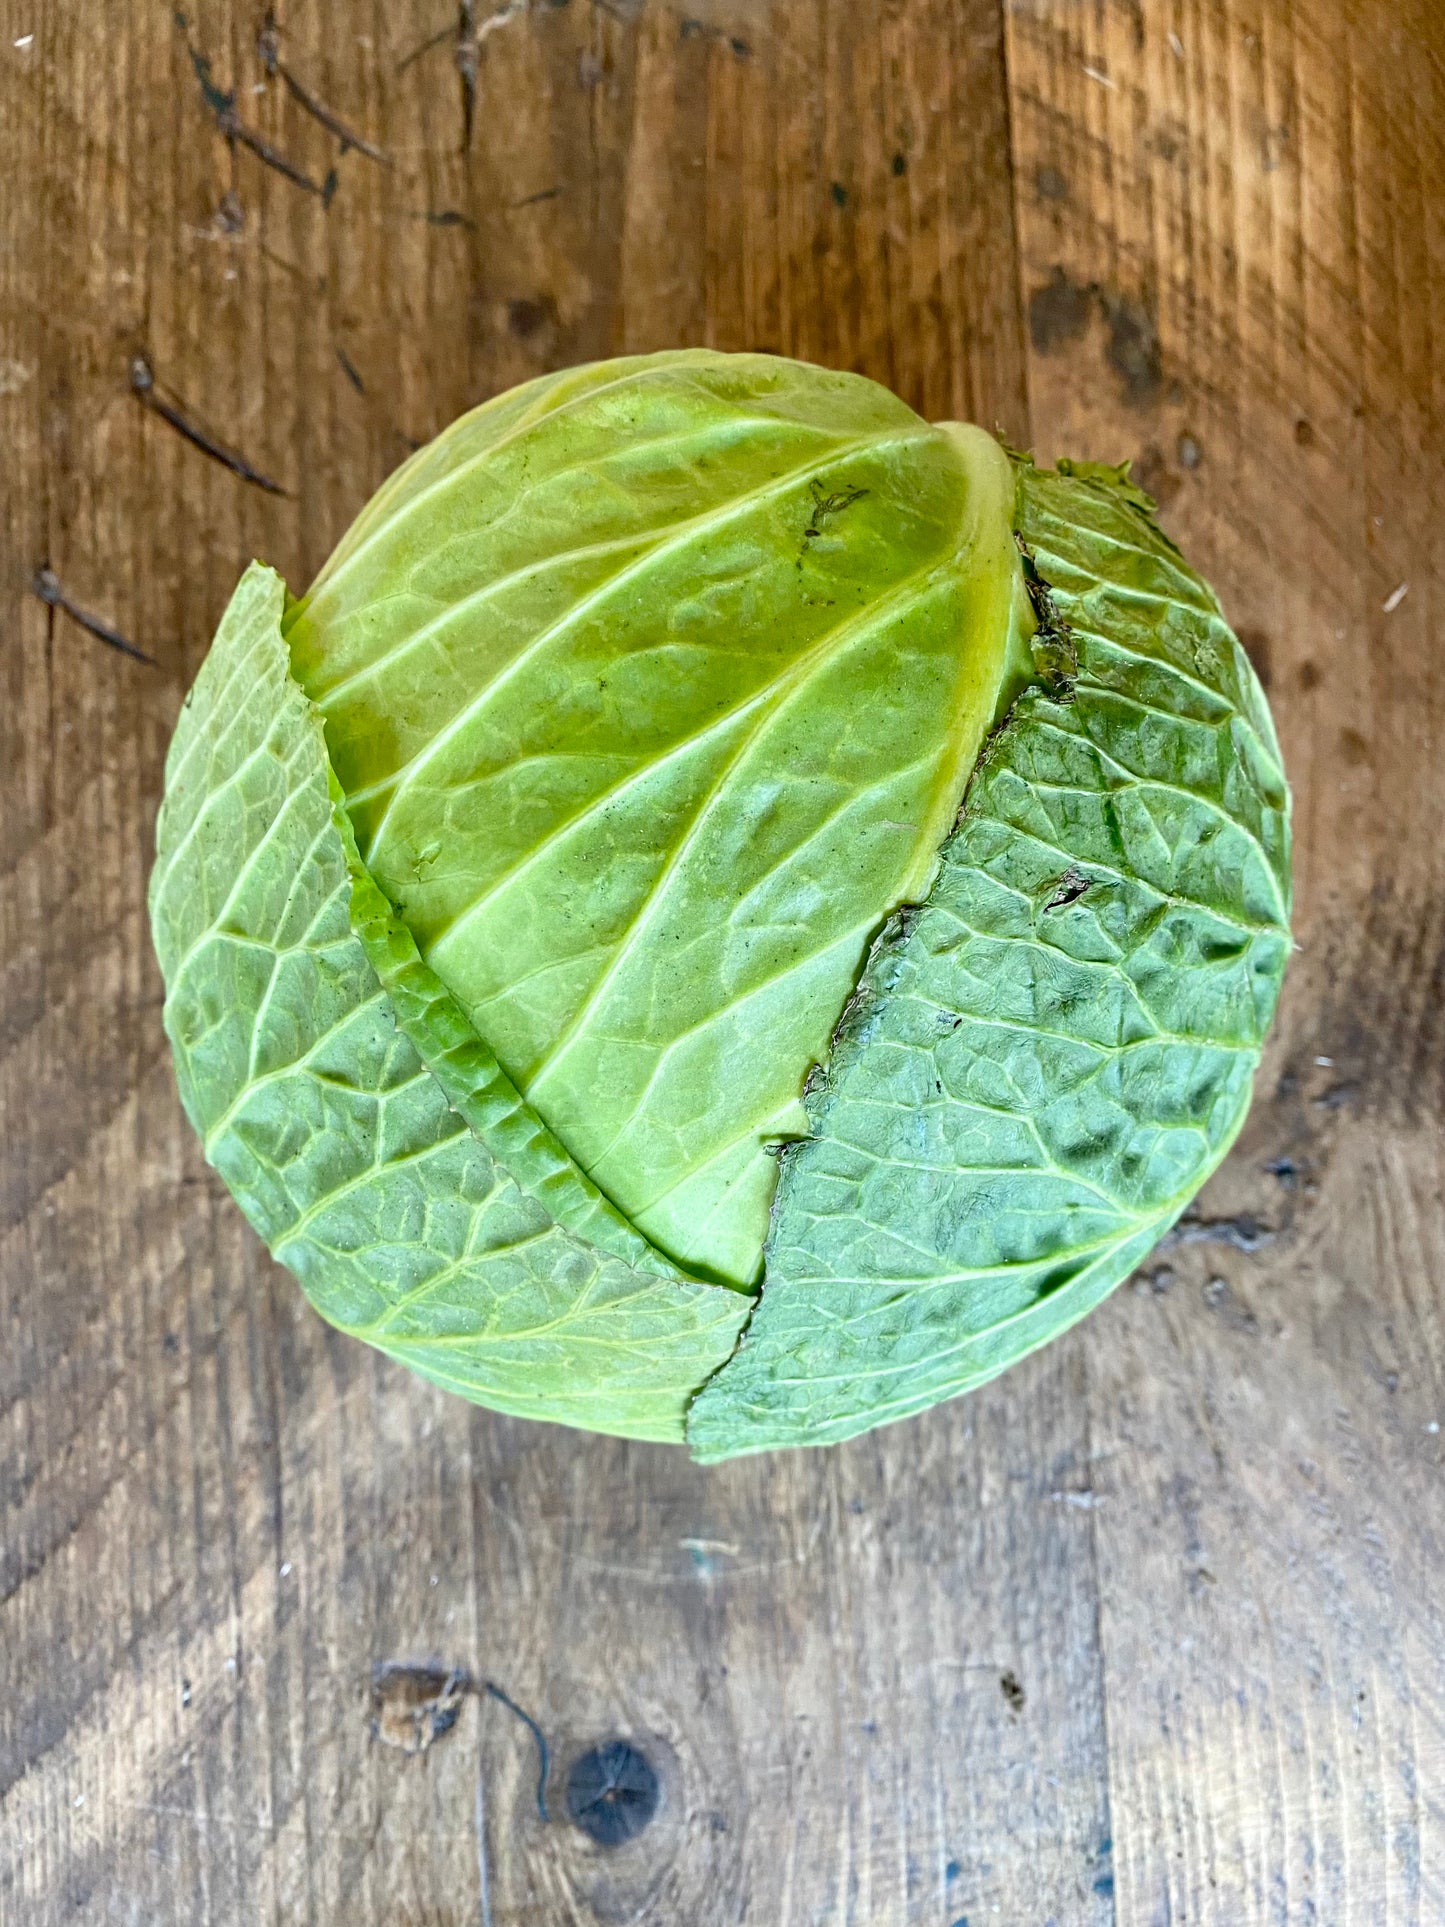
[564,1740,659,1846]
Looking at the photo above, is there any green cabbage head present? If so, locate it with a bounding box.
[149,351,1290,1459]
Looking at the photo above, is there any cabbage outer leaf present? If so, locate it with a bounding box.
[149,565,749,1442]
[685,457,1291,1459]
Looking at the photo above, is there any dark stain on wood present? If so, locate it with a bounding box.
[1028,265,1092,352]
[1102,291,1163,408]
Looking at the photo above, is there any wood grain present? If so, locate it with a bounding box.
[1006,2,1445,1920]
[0,1,1440,1922]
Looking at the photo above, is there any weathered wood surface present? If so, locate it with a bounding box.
[1,0,1441,1921]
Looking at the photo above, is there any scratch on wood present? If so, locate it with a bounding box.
[258,239,308,281]
[483,1680,550,1822]
[131,353,289,495]
[407,206,477,228]
[213,190,245,234]
[457,1,477,146]
[181,24,337,201]
[472,0,530,44]
[231,117,338,204]
[395,19,454,73]
[258,15,389,164]
[475,1746,494,1927]
[679,17,751,57]
[30,568,156,665]
[335,346,366,393]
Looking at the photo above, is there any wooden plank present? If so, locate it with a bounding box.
[1005,0,1445,1921]
[2,0,1441,1920]
[0,4,1112,1924]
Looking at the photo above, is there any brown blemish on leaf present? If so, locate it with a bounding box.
[1013,530,1078,700]
[1042,867,1092,911]
[802,478,869,541]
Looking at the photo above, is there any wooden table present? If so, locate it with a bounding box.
[2,2,1441,1921]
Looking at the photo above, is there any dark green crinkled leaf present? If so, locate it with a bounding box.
[685,458,1290,1459]
[149,565,749,1442]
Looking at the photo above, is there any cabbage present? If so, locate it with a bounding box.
[149,350,1290,1458]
